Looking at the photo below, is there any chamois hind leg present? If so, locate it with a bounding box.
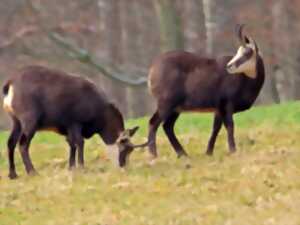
[18,120,37,176]
[76,134,84,168]
[206,112,223,155]
[148,111,162,158]
[163,112,187,157]
[148,98,182,158]
[7,117,22,179]
[67,124,84,169]
[66,132,77,170]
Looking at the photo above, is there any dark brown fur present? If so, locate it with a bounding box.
[147,50,265,157]
[3,65,136,179]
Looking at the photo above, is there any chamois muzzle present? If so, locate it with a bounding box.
[226,63,233,70]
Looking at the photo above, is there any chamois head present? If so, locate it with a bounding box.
[107,126,144,167]
[226,24,259,79]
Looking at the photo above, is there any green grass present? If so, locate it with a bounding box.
[1,102,300,225]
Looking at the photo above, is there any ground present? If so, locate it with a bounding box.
[0,102,300,225]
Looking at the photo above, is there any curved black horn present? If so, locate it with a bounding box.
[248,36,258,53]
[235,24,246,46]
[131,141,149,149]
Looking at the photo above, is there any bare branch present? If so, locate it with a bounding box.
[0,26,37,50]
[49,33,147,86]
[24,0,148,87]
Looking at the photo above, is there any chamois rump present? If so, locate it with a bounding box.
[147,25,265,157]
[2,65,142,179]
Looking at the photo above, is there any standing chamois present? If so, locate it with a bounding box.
[147,25,265,158]
[2,65,143,179]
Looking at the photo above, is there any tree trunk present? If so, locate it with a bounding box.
[202,0,234,55]
[120,0,150,118]
[254,1,278,104]
[97,0,127,115]
[287,6,300,100]
[181,0,206,53]
[154,0,184,52]
[271,1,294,101]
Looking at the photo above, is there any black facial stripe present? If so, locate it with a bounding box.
[235,48,253,67]
[119,147,133,167]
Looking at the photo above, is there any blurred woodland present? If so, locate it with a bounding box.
[0,0,300,128]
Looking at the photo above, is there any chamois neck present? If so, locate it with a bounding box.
[256,55,265,79]
[100,104,125,145]
[244,64,257,79]
[244,54,264,79]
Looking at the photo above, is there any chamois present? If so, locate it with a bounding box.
[2,65,143,179]
[147,25,265,157]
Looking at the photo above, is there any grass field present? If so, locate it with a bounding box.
[1,102,300,225]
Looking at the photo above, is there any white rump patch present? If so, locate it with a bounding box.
[148,66,156,94]
[3,85,14,114]
[106,144,120,167]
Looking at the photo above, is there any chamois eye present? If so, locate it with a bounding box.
[119,139,128,144]
[245,48,253,57]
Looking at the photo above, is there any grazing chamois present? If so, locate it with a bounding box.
[2,65,143,179]
[147,25,265,158]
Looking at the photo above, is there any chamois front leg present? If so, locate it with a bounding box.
[67,124,84,169]
[206,112,223,155]
[77,137,84,168]
[66,135,76,170]
[223,106,236,153]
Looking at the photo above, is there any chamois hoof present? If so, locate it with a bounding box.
[78,164,85,170]
[228,149,237,155]
[148,150,158,160]
[206,150,214,156]
[28,170,38,176]
[148,157,158,166]
[69,166,76,171]
[177,152,188,158]
[180,156,192,169]
[8,172,18,180]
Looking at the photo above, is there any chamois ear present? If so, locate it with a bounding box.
[128,126,139,137]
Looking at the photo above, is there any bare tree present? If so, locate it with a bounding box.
[120,0,152,117]
[97,0,128,114]
[202,0,235,55]
[271,1,294,101]
[154,0,184,51]
[181,0,206,53]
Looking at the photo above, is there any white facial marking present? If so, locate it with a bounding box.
[106,144,120,167]
[227,46,245,67]
[116,131,129,143]
[3,86,14,113]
